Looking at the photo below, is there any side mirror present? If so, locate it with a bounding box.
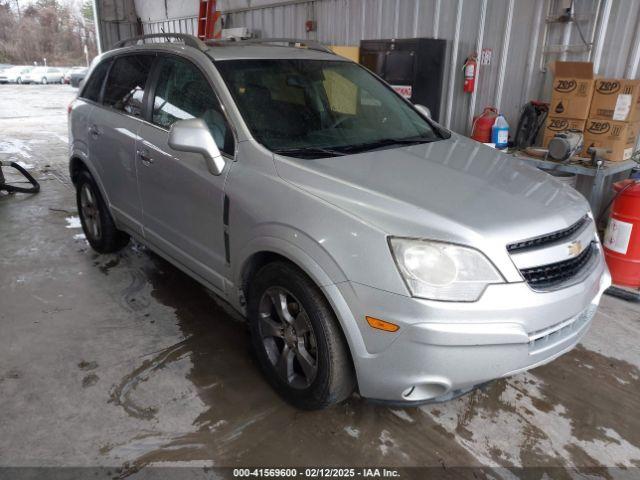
[414,104,432,119]
[168,118,225,176]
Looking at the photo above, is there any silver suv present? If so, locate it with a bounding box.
[69,34,611,409]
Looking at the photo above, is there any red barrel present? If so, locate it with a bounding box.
[603,180,640,287]
[471,107,498,143]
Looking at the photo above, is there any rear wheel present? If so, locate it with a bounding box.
[75,170,129,253]
[248,261,355,409]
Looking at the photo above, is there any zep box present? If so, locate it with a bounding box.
[541,117,587,148]
[549,61,596,120]
[589,78,640,123]
[582,119,640,162]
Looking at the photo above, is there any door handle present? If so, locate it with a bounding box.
[137,149,153,165]
[88,125,100,138]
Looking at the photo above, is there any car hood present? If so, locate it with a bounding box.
[272,133,590,247]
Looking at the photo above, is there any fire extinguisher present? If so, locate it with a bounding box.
[463,55,477,93]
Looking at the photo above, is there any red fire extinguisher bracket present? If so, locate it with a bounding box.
[463,55,477,94]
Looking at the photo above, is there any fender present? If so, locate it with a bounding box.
[234,224,348,287]
[233,230,370,365]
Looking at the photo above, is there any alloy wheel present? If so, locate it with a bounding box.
[80,183,101,241]
[258,287,318,389]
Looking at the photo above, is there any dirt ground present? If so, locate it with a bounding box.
[1,84,639,479]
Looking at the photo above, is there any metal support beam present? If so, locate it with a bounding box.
[625,9,640,78]
[467,0,487,134]
[444,0,463,129]
[591,0,612,74]
[522,0,544,102]
[495,0,514,111]
[92,0,102,54]
[433,0,441,39]
[559,2,573,61]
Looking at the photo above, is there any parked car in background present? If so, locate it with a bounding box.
[64,66,86,85]
[0,66,33,84]
[59,67,71,83]
[22,66,64,84]
[69,67,88,87]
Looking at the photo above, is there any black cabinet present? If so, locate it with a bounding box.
[359,38,447,122]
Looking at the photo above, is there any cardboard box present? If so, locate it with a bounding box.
[589,78,640,123]
[330,45,360,62]
[581,119,640,162]
[541,116,586,148]
[549,61,595,120]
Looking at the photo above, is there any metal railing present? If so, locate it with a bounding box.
[112,33,207,51]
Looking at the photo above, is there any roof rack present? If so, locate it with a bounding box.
[205,37,335,55]
[112,33,207,51]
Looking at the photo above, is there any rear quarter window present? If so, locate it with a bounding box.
[81,59,112,103]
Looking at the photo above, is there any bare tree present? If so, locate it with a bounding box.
[0,0,97,65]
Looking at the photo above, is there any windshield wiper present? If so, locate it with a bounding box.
[272,146,346,158]
[335,136,436,154]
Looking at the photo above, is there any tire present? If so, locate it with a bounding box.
[16,77,21,84]
[248,261,355,409]
[41,77,47,85]
[75,170,129,254]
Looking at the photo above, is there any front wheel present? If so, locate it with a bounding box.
[75,170,129,253]
[16,77,21,84]
[41,77,47,85]
[248,261,355,409]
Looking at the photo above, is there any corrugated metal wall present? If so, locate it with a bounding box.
[135,0,640,135]
[96,0,140,51]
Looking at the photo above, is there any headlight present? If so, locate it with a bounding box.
[389,238,504,302]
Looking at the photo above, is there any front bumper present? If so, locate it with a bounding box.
[327,250,611,403]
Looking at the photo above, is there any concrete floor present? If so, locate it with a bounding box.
[1,85,640,477]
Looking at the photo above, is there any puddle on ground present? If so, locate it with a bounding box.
[420,351,640,474]
[102,251,480,474]
[99,249,640,475]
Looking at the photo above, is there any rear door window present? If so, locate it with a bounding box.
[81,59,112,102]
[103,55,154,117]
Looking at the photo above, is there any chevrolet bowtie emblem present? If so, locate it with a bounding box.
[568,240,583,257]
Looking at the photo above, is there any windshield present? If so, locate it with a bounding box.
[216,59,446,158]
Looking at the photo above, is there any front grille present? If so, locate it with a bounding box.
[507,216,588,253]
[520,242,595,290]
